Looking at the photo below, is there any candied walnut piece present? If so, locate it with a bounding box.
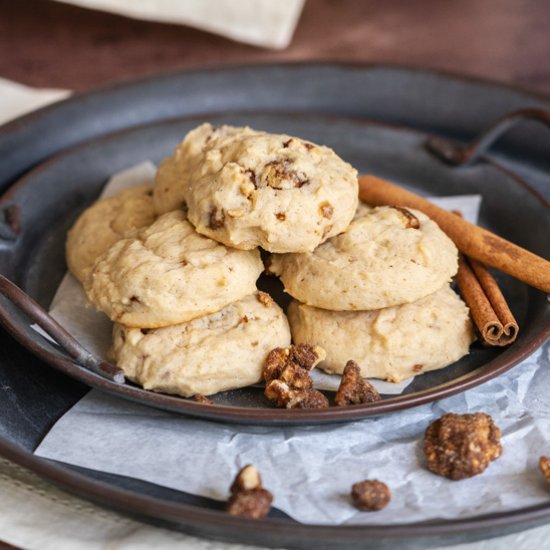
[192,394,214,405]
[265,380,329,409]
[209,207,225,229]
[391,206,420,229]
[289,343,326,371]
[263,344,328,409]
[227,465,273,519]
[287,388,329,409]
[335,360,381,406]
[319,201,334,219]
[279,363,313,391]
[263,348,290,382]
[263,344,325,385]
[230,464,262,493]
[227,489,273,519]
[539,456,550,483]
[265,379,292,407]
[351,480,391,512]
[424,412,502,480]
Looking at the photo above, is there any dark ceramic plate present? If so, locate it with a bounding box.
[1,88,549,426]
[0,65,550,547]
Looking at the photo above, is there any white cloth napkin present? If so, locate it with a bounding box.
[0,77,69,126]
[52,0,306,49]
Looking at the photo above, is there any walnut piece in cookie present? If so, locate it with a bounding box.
[390,206,420,229]
[227,465,273,519]
[192,394,214,405]
[539,456,550,483]
[335,360,381,406]
[351,480,391,511]
[256,291,274,307]
[424,413,502,480]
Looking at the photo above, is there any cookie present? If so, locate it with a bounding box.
[270,205,458,310]
[84,210,264,328]
[66,184,156,283]
[112,292,291,397]
[153,124,249,215]
[287,285,475,382]
[153,123,358,252]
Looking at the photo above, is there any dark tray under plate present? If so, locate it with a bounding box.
[0,64,549,548]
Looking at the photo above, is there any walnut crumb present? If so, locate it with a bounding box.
[265,380,329,409]
[209,207,225,229]
[540,456,550,483]
[424,413,502,480]
[227,465,273,519]
[230,464,262,493]
[319,201,334,219]
[335,361,381,406]
[256,291,274,307]
[192,394,213,405]
[391,206,420,229]
[263,344,328,409]
[351,480,391,511]
[287,388,329,409]
[263,344,325,383]
[263,159,308,189]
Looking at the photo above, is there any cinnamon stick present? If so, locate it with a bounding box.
[455,254,518,346]
[358,175,550,294]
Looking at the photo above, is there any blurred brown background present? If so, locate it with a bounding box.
[1,0,549,93]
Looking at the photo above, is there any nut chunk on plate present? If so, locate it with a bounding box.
[227,465,273,519]
[263,344,329,409]
[335,360,381,406]
[351,480,391,511]
[424,413,502,480]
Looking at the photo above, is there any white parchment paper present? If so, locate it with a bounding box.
[33,162,548,528]
[35,346,549,526]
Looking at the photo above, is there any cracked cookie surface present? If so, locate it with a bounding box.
[287,285,475,382]
[270,204,459,310]
[153,123,358,252]
[66,184,157,283]
[84,210,263,328]
[112,292,291,396]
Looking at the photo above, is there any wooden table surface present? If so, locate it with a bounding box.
[1,0,549,94]
[0,1,549,549]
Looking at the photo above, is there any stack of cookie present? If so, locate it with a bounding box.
[66,123,360,397]
[270,203,475,383]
